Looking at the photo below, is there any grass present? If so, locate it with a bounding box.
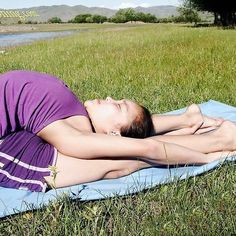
[0,23,236,235]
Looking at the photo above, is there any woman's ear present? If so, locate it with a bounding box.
[109,131,121,136]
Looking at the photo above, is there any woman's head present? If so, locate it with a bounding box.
[84,97,153,138]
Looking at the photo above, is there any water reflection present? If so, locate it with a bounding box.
[0,30,79,48]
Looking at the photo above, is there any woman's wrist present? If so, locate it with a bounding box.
[180,112,193,128]
[142,138,160,160]
[182,104,204,128]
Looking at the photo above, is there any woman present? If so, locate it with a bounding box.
[0,70,235,192]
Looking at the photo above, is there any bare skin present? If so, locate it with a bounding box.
[37,102,224,162]
[38,103,227,162]
[152,104,224,136]
[43,118,236,189]
[44,148,236,189]
[148,120,236,154]
[38,116,228,165]
[37,99,235,189]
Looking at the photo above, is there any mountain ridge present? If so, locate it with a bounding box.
[0,5,178,22]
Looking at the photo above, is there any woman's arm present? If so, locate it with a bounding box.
[151,113,193,134]
[37,119,156,160]
[38,118,227,165]
[151,104,203,134]
[151,104,223,135]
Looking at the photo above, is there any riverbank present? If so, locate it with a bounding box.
[0,23,97,34]
[0,23,140,48]
[0,23,140,34]
[0,25,36,33]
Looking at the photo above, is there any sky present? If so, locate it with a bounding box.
[0,0,181,10]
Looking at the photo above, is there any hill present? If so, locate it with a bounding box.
[0,5,178,23]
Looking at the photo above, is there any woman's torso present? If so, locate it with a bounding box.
[0,70,92,137]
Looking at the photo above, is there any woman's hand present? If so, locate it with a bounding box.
[157,104,224,136]
[183,104,224,134]
[151,103,224,136]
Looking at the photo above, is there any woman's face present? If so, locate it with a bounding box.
[84,97,142,134]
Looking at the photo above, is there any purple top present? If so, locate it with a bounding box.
[0,70,88,138]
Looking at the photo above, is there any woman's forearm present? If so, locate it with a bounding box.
[58,131,210,165]
[38,120,212,165]
[151,113,191,134]
[151,141,211,165]
[71,132,152,159]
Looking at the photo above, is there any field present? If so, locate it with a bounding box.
[0,24,236,235]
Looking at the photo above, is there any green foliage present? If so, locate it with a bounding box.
[184,0,236,26]
[48,17,62,24]
[114,8,137,22]
[91,14,107,23]
[176,7,201,23]
[69,14,107,23]
[73,14,92,23]
[25,20,38,24]
[111,8,157,23]
[69,10,157,24]
[136,12,157,23]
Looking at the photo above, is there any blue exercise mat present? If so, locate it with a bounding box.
[0,100,235,218]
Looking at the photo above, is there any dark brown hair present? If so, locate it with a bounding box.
[120,105,154,139]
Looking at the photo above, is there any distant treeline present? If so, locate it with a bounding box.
[17,8,203,25]
[46,8,201,24]
[67,9,157,23]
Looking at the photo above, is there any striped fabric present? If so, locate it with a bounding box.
[0,131,57,192]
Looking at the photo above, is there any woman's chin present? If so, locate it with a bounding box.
[84,99,99,108]
[84,100,92,108]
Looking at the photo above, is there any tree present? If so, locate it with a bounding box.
[184,0,236,26]
[112,8,137,23]
[69,14,107,23]
[144,13,157,23]
[136,12,146,21]
[111,8,157,23]
[85,16,93,23]
[92,15,107,23]
[48,17,62,23]
[178,6,201,24]
[72,14,92,23]
[123,8,137,22]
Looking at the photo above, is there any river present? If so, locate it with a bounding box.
[0,30,80,48]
